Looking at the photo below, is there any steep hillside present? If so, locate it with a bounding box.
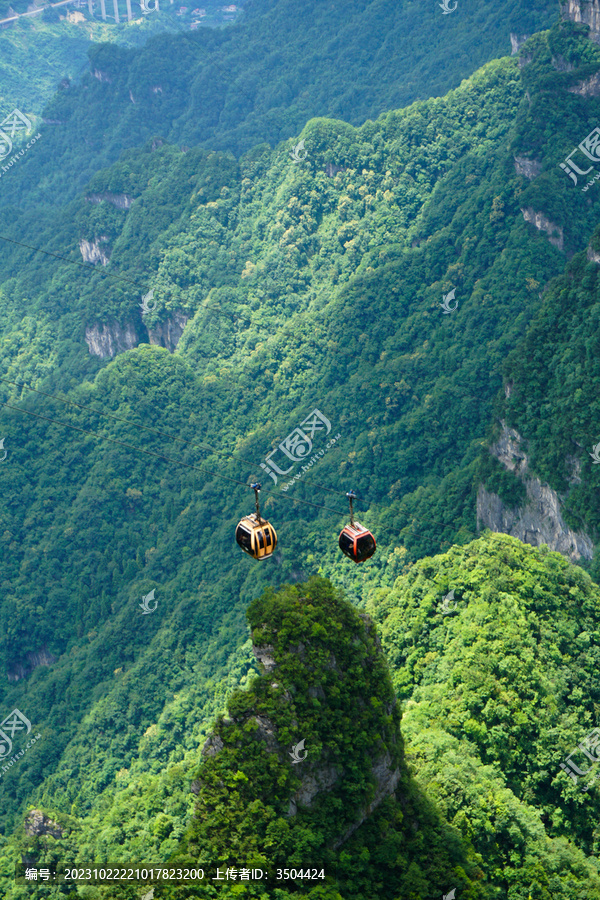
[0,0,559,207]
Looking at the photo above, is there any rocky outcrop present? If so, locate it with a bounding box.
[587,244,600,264]
[7,647,56,683]
[147,313,189,352]
[85,192,134,210]
[92,69,112,82]
[477,422,594,562]
[253,644,277,672]
[510,33,530,54]
[333,750,400,849]
[79,237,110,266]
[568,70,600,96]
[24,811,63,839]
[520,207,564,251]
[561,0,600,39]
[325,163,345,177]
[514,156,542,179]
[85,321,139,359]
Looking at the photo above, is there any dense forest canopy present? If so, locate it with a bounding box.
[3,0,600,898]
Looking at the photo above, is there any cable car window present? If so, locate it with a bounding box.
[339,531,354,555]
[257,529,265,550]
[236,525,253,552]
[356,534,376,562]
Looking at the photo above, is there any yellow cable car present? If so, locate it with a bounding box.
[236,482,278,560]
[338,490,376,563]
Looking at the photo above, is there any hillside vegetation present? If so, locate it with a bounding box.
[4,1,600,898]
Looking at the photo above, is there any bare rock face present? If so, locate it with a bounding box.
[147,313,189,352]
[477,422,593,562]
[85,193,134,210]
[253,644,277,673]
[24,810,63,839]
[587,244,600,264]
[201,734,224,758]
[92,69,112,82]
[561,0,600,40]
[333,751,400,849]
[569,71,600,96]
[510,33,530,54]
[7,647,56,683]
[85,321,139,359]
[521,207,564,251]
[514,156,542,180]
[79,238,110,266]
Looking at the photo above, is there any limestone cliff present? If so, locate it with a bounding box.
[561,0,600,39]
[477,422,593,562]
[520,207,564,251]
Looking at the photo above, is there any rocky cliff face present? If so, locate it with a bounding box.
[85,192,134,210]
[514,156,542,179]
[562,0,600,39]
[79,237,110,266]
[477,422,593,562]
[520,207,564,251]
[147,313,189,352]
[85,314,189,358]
[85,320,139,359]
[7,646,56,683]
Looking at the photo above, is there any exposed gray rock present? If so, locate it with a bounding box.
[514,156,542,180]
[253,644,277,673]
[201,734,224,758]
[568,71,600,96]
[552,55,575,71]
[325,163,345,177]
[7,647,56,683]
[521,207,564,251]
[587,244,600,264]
[24,810,63,839]
[85,192,134,210]
[562,0,600,40]
[79,237,110,265]
[510,33,530,54]
[85,320,139,358]
[190,779,201,794]
[333,751,400,849]
[147,313,189,352]
[287,764,339,816]
[477,422,593,562]
[92,69,112,83]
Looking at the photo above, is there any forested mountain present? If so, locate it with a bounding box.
[3,0,600,897]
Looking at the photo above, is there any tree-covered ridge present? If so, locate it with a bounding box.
[368,532,600,897]
[0,0,559,208]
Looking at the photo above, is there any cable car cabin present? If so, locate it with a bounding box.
[236,513,277,560]
[339,521,376,564]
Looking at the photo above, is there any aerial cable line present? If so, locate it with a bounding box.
[1,376,355,502]
[0,401,347,519]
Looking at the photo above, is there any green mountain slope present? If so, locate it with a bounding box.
[0,0,558,207]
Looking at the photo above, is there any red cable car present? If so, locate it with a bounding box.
[235,482,278,560]
[338,490,376,563]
